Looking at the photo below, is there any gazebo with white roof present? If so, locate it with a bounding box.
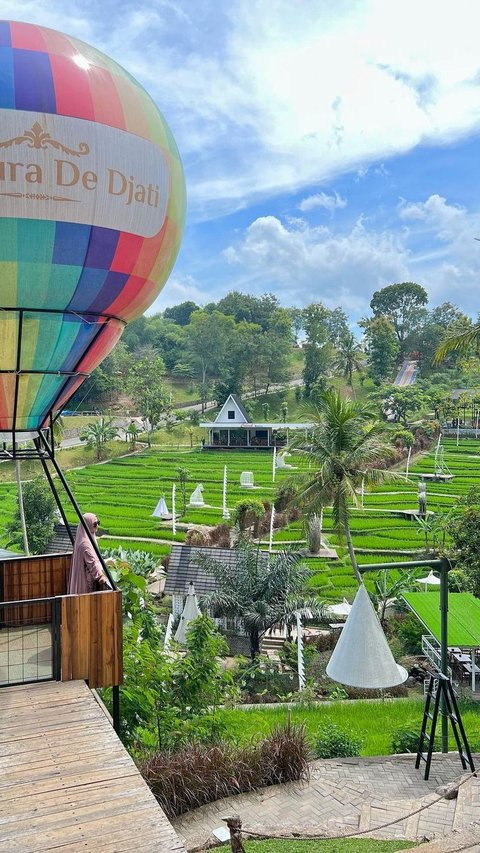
[200,394,314,450]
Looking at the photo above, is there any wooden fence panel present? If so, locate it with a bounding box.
[0,553,71,625]
[61,591,123,688]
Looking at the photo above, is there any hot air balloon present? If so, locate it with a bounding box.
[0,20,185,441]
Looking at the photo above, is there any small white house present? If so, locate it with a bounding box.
[200,394,313,450]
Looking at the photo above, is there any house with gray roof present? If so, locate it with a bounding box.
[200,393,314,450]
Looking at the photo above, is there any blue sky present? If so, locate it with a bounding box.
[4,0,480,320]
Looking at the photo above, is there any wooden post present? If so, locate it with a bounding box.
[223,816,246,853]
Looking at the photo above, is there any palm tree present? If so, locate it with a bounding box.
[289,390,395,584]
[371,569,418,627]
[197,537,324,659]
[80,416,119,461]
[333,333,364,394]
[435,323,480,363]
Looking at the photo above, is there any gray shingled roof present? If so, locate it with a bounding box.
[45,522,77,554]
[164,545,240,595]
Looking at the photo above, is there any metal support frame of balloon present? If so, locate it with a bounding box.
[33,430,115,588]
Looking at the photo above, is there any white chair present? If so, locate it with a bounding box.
[240,471,255,488]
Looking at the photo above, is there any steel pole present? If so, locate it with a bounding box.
[440,556,449,753]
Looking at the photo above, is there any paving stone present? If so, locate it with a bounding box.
[172,753,480,851]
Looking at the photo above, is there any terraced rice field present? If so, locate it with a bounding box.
[0,438,478,601]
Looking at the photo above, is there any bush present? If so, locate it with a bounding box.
[313,721,362,759]
[390,727,435,754]
[141,721,309,817]
[209,523,231,548]
[394,613,424,655]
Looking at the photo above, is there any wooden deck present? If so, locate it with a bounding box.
[0,680,186,852]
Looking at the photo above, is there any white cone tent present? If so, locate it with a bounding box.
[174,582,201,645]
[152,496,170,519]
[326,583,408,688]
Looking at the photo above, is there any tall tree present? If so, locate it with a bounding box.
[302,303,333,392]
[290,390,394,583]
[126,351,169,445]
[334,333,364,390]
[363,316,399,384]
[370,282,428,353]
[185,310,236,411]
[215,291,279,330]
[7,478,56,555]
[198,538,323,658]
[326,307,350,346]
[163,301,199,326]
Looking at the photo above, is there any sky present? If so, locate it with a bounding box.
[4,0,480,321]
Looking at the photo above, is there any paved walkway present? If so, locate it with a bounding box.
[172,754,480,851]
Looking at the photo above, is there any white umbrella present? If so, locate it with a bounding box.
[416,570,441,591]
[174,582,201,644]
[326,583,408,689]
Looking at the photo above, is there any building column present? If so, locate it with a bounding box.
[228,429,230,446]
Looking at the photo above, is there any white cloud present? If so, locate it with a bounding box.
[145,274,205,315]
[223,194,480,315]
[224,215,409,311]
[398,194,467,241]
[5,0,480,218]
[299,192,347,213]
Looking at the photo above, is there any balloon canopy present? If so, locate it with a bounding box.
[0,20,185,434]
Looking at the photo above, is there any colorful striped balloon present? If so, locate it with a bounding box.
[0,20,185,433]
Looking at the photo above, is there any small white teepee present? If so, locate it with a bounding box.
[326,583,407,689]
[174,583,201,645]
[152,495,170,518]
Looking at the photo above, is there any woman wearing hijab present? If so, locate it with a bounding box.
[68,513,111,594]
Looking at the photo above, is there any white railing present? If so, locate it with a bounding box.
[422,634,452,679]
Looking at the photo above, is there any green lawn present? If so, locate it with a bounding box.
[218,841,416,852]
[216,698,480,754]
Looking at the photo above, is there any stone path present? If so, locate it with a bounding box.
[172,754,480,851]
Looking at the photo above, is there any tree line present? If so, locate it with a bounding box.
[71,282,477,418]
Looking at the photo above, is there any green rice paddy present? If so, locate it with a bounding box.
[1,437,479,602]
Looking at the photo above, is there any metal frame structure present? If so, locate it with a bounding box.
[1,308,127,734]
[0,305,125,447]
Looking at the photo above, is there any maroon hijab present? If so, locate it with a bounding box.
[68,513,109,594]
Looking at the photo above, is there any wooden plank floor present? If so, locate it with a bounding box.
[0,680,186,852]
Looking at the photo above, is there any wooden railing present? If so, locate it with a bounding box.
[0,553,123,689]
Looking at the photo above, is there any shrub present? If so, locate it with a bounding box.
[209,523,231,548]
[141,721,309,817]
[233,498,265,534]
[313,721,362,759]
[185,527,209,546]
[391,727,426,754]
[394,613,424,655]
